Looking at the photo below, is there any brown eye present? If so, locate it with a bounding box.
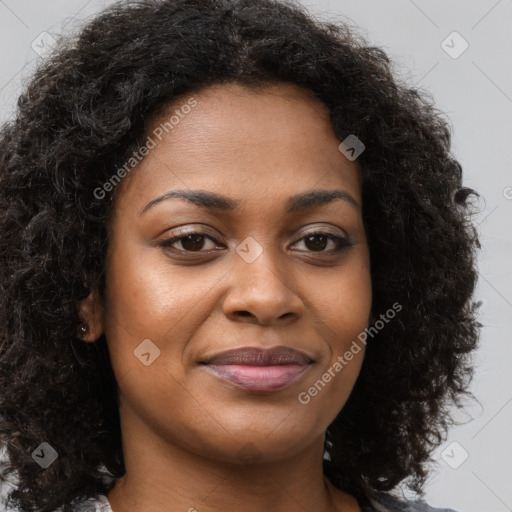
[159,229,352,255]
[292,231,352,253]
[159,231,220,253]
[179,234,207,251]
[304,234,329,252]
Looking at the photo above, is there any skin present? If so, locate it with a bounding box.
[79,82,372,512]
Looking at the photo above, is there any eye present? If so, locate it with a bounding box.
[159,230,221,253]
[291,230,353,253]
[159,228,352,255]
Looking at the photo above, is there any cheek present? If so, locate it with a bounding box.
[330,264,372,374]
[101,238,234,392]
[113,362,235,462]
[316,253,372,345]
[299,256,371,415]
[102,239,220,343]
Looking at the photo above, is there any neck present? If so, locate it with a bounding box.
[107,401,359,512]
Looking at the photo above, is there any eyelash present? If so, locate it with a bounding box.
[158,229,353,255]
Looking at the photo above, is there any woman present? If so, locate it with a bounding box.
[0,0,481,511]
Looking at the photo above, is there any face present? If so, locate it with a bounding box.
[84,82,372,465]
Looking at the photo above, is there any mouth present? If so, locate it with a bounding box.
[200,346,313,392]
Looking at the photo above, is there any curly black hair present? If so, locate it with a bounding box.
[0,0,482,510]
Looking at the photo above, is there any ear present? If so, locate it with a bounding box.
[77,289,104,342]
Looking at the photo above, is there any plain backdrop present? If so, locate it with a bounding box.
[0,1,511,511]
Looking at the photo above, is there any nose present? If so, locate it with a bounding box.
[222,248,304,326]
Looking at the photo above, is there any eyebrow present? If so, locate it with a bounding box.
[139,188,359,216]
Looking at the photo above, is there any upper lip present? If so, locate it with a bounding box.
[201,346,313,366]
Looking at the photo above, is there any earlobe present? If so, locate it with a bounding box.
[77,290,104,342]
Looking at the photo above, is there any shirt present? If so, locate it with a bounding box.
[64,491,459,511]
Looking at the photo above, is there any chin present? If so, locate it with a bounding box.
[202,424,321,465]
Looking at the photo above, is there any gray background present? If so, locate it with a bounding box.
[0,1,511,511]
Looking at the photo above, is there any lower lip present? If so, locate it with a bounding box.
[204,364,309,391]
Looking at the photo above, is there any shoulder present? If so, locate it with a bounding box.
[363,490,460,512]
[51,494,112,512]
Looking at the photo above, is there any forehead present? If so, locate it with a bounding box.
[115,82,363,209]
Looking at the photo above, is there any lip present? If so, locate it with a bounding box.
[200,346,313,392]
